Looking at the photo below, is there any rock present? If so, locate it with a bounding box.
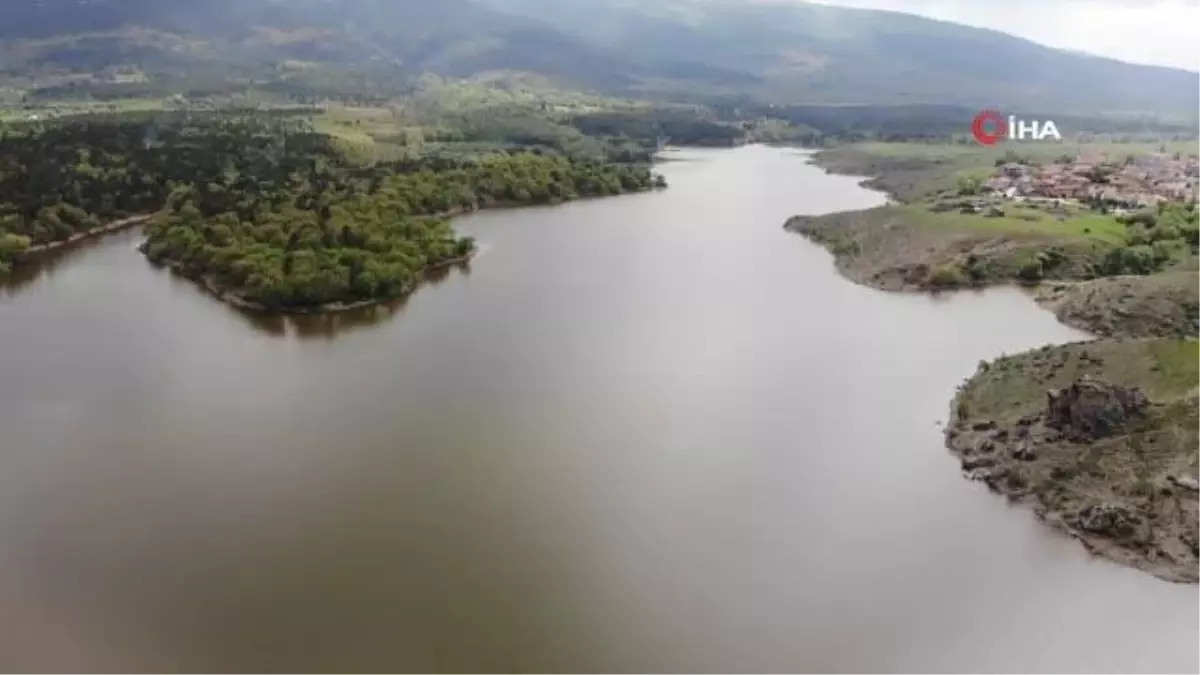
[1168,475,1200,492]
[1181,534,1200,558]
[983,467,1010,491]
[976,439,996,454]
[902,264,930,285]
[1012,441,1038,461]
[1151,547,1173,562]
[1004,472,1029,491]
[993,428,1009,441]
[1045,377,1149,441]
[962,456,996,472]
[1017,414,1039,427]
[972,420,998,431]
[1076,504,1141,540]
[1050,466,1076,481]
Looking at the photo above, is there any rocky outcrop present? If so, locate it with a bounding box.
[1075,504,1142,541]
[1045,377,1149,441]
[1168,475,1200,492]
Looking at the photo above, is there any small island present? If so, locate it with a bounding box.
[787,141,1199,581]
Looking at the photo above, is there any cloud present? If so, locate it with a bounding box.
[807,0,1200,70]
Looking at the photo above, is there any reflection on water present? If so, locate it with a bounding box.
[0,146,1196,673]
[2,243,101,298]
[255,264,469,340]
[5,241,471,340]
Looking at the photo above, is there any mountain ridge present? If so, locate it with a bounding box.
[3,0,1196,115]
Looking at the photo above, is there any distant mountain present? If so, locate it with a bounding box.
[481,0,1200,114]
[3,0,1197,115]
[1,0,643,88]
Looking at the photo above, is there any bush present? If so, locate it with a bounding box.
[1126,226,1152,246]
[1151,239,1186,265]
[1010,247,1068,282]
[1120,210,1158,228]
[1018,260,1044,281]
[1181,224,1199,248]
[956,176,981,196]
[1100,244,1160,276]
[929,264,967,288]
[966,256,991,281]
[1149,225,1182,243]
[829,236,861,257]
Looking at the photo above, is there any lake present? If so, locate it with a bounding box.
[1,145,1195,673]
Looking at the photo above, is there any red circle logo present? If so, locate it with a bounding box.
[971,110,1007,146]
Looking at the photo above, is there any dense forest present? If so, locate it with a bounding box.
[568,111,747,147]
[0,113,665,306]
[0,111,327,272]
[142,152,662,310]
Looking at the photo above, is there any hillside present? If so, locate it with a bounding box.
[482,0,1200,113]
[1,0,643,94]
[2,0,1197,114]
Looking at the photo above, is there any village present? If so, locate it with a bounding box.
[977,151,1199,211]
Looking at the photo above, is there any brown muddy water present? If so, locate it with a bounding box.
[1,146,1196,673]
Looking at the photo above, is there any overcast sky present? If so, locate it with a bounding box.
[807,0,1200,71]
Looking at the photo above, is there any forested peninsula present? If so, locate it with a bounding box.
[0,112,665,310]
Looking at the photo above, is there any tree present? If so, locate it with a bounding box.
[956,176,981,196]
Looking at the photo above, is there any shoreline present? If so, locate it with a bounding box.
[787,144,1199,332]
[147,248,477,316]
[948,438,1200,584]
[943,340,1199,584]
[19,214,155,257]
[790,147,1199,583]
[781,212,1110,336]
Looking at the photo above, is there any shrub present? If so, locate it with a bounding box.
[966,256,991,281]
[1100,245,1160,276]
[1120,210,1158,228]
[929,264,967,288]
[1151,239,1186,265]
[1148,225,1182,243]
[1181,224,1199,248]
[1018,259,1044,281]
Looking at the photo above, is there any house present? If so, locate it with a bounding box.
[1000,163,1027,178]
[982,177,1010,192]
